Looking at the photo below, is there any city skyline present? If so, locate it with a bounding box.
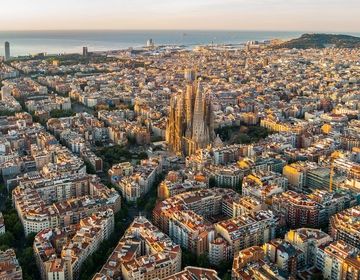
[0,1,360,280]
[0,0,359,32]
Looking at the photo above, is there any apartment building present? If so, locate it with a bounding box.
[330,205,360,249]
[33,210,114,280]
[232,246,285,280]
[208,237,232,266]
[214,210,277,257]
[153,188,239,235]
[115,157,162,201]
[168,210,215,256]
[272,190,324,228]
[13,174,120,235]
[282,161,318,190]
[0,249,23,280]
[0,212,5,234]
[242,171,288,202]
[162,266,220,280]
[315,241,360,280]
[285,228,332,267]
[93,216,181,280]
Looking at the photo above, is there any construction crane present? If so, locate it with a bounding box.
[329,151,342,193]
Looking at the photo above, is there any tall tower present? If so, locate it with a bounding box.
[184,69,196,82]
[82,46,88,57]
[4,42,10,61]
[147,39,154,48]
[192,81,207,145]
[166,70,214,156]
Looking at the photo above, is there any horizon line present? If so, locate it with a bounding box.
[0,28,359,34]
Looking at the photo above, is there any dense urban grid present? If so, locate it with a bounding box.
[0,39,359,280]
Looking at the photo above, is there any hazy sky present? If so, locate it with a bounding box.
[1,0,359,32]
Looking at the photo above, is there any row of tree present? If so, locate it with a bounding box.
[79,206,130,280]
[215,125,269,144]
[0,190,40,280]
[96,145,148,171]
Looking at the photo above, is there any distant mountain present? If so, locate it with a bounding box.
[276,33,360,49]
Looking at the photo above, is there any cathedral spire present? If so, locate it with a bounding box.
[166,71,214,156]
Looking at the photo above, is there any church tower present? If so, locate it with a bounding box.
[166,70,215,156]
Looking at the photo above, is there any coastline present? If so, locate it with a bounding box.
[0,30,305,57]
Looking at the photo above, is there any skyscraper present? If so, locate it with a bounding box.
[4,41,10,61]
[147,39,154,48]
[166,70,215,156]
[82,46,88,57]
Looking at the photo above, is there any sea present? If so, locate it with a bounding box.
[0,30,359,57]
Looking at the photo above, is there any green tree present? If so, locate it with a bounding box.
[19,247,39,280]
[144,197,157,213]
[197,254,210,268]
[0,232,15,248]
[233,133,251,144]
[3,212,23,240]
[181,249,197,268]
[0,183,6,195]
[138,152,148,160]
[215,125,269,145]
[248,126,269,141]
[222,272,232,280]
[0,244,9,251]
[0,109,16,116]
[209,177,217,188]
[85,160,96,174]
[1,197,40,279]
[235,180,243,194]
[25,232,37,247]
[127,135,137,145]
[217,260,233,278]
[49,109,75,118]
[78,200,131,279]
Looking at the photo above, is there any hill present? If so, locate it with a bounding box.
[276,33,360,49]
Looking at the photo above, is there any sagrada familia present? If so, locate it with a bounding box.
[166,70,216,156]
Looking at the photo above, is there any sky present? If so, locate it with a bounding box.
[0,0,359,32]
